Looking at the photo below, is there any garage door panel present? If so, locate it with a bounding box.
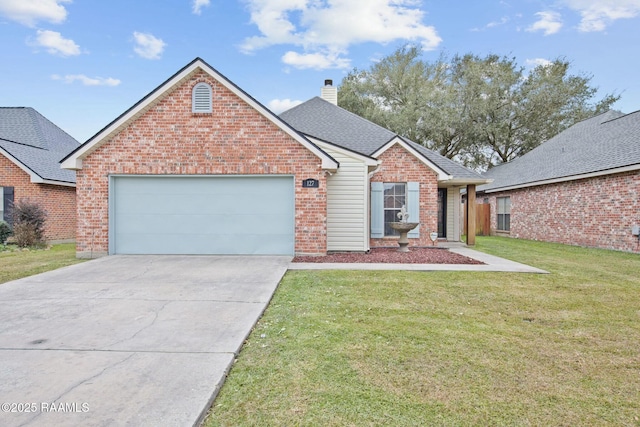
[116,213,294,235]
[112,176,294,255]
[115,232,293,255]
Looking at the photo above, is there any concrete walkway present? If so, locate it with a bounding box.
[0,255,290,427]
[289,246,548,273]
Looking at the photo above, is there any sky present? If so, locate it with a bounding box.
[1,0,639,143]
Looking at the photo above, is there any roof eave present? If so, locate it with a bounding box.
[0,146,42,184]
[442,177,493,186]
[1,146,76,186]
[481,164,640,193]
[307,136,379,166]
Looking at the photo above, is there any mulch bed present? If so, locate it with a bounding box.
[293,247,484,264]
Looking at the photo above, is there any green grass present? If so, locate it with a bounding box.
[204,237,640,426]
[0,243,85,284]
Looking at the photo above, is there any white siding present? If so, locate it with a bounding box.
[316,143,369,251]
[446,187,461,241]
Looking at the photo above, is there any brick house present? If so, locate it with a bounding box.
[62,58,488,258]
[478,110,640,253]
[0,107,79,241]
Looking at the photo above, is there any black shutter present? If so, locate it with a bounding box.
[3,187,14,225]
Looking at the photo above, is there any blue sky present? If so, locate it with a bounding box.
[1,0,639,142]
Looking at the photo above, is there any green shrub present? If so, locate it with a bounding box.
[0,221,11,245]
[11,199,48,248]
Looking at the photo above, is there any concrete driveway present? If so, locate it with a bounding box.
[0,255,290,427]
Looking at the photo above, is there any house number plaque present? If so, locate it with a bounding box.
[302,178,319,188]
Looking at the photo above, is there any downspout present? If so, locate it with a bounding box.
[366,164,383,251]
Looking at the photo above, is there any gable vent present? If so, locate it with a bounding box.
[192,82,212,113]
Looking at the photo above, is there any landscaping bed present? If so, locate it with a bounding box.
[293,247,484,264]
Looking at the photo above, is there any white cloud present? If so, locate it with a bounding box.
[192,0,210,15]
[268,98,303,113]
[527,11,563,35]
[0,0,70,27]
[562,0,640,32]
[31,29,80,56]
[240,0,441,70]
[282,50,351,70]
[132,31,166,60]
[471,16,509,32]
[51,74,121,86]
[487,16,509,28]
[526,58,553,68]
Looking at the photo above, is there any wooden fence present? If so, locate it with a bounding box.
[464,203,491,236]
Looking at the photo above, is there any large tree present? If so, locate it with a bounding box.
[338,46,619,170]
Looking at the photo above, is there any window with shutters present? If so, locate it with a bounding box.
[192,82,212,113]
[371,182,419,239]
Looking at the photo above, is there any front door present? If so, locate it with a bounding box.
[437,188,447,238]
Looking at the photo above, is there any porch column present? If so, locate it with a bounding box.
[466,184,476,246]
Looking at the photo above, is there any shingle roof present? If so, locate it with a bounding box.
[280,97,395,155]
[0,107,80,184]
[280,97,486,182]
[479,110,640,192]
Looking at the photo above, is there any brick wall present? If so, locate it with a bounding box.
[487,170,640,253]
[370,143,439,248]
[76,70,327,257]
[0,154,76,241]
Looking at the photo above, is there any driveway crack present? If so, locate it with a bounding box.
[17,352,136,426]
[108,300,172,349]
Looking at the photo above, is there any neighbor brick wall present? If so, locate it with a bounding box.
[0,154,76,241]
[370,143,439,248]
[487,170,640,253]
[75,70,327,257]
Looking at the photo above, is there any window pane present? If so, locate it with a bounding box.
[497,214,504,231]
[505,214,510,231]
[384,210,400,236]
[497,197,511,215]
[384,195,395,208]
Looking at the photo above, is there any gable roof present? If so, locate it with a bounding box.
[61,58,338,171]
[479,110,640,193]
[280,97,488,184]
[0,107,79,185]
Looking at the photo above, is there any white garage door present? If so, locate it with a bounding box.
[110,176,294,255]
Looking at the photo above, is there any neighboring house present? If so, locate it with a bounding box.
[61,58,488,258]
[0,107,79,241]
[478,110,640,253]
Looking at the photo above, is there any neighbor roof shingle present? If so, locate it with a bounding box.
[0,107,79,184]
[479,110,640,192]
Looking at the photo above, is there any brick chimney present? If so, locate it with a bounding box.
[321,79,337,105]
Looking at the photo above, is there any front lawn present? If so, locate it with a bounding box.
[0,243,85,284]
[204,237,640,426]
